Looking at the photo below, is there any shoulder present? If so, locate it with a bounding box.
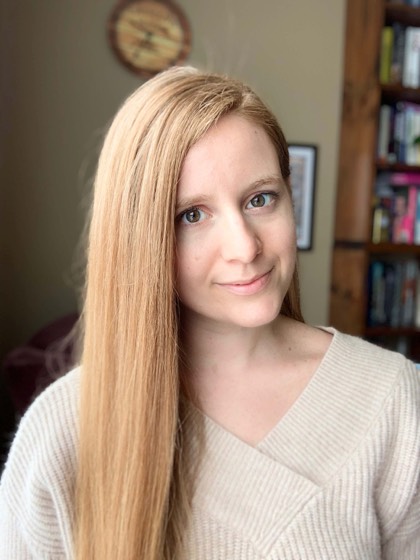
[320,326,418,397]
[322,328,420,484]
[286,320,416,396]
[5,366,81,472]
[324,328,420,442]
[279,322,419,434]
[286,327,419,483]
[0,367,81,557]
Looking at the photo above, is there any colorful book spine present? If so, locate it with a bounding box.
[388,172,420,185]
[377,105,392,160]
[415,189,420,244]
[403,27,420,88]
[390,261,404,328]
[401,260,418,327]
[384,263,397,324]
[394,102,406,162]
[372,196,392,243]
[380,27,394,84]
[416,273,420,328]
[405,104,420,164]
[367,261,386,326]
[407,185,417,243]
[391,185,417,243]
[391,22,405,84]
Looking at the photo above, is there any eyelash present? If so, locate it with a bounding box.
[177,191,280,226]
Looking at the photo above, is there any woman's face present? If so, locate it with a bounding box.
[175,113,296,331]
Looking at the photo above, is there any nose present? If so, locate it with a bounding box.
[220,215,262,263]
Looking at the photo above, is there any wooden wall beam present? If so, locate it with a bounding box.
[333,0,384,242]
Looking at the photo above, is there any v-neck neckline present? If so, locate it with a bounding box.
[200,327,404,487]
[201,326,338,450]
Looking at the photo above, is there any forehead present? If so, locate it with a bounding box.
[178,114,280,195]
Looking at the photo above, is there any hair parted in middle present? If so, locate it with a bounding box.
[76,65,303,560]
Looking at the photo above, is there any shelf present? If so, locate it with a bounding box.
[376,161,420,172]
[333,241,420,255]
[368,242,420,255]
[365,325,420,337]
[385,3,420,26]
[329,0,420,351]
[381,83,420,103]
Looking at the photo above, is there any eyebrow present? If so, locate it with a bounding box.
[249,174,284,190]
[176,174,284,211]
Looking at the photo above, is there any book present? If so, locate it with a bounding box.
[391,185,417,243]
[372,196,392,243]
[377,105,392,161]
[393,101,409,163]
[402,27,420,88]
[388,172,420,185]
[390,261,404,327]
[415,189,420,244]
[367,261,386,326]
[415,272,420,328]
[391,23,405,84]
[404,104,420,164]
[384,262,397,324]
[380,27,394,84]
[400,260,418,326]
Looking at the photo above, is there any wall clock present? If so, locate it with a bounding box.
[108,0,191,78]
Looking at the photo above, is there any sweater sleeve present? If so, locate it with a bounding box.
[378,361,420,560]
[0,369,79,560]
[381,465,420,559]
[0,490,34,559]
[383,496,420,559]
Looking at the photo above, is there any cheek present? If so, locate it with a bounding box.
[270,209,297,250]
[287,221,297,249]
[283,204,298,245]
[175,242,205,292]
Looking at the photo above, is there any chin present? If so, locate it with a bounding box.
[226,302,282,329]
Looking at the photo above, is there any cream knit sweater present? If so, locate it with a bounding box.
[0,330,419,559]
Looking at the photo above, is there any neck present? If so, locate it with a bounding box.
[180,312,292,379]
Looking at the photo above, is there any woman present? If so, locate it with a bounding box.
[1,66,419,560]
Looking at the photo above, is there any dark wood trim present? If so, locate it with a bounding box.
[385,3,420,26]
[332,0,383,242]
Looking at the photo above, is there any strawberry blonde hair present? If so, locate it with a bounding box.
[75,66,303,560]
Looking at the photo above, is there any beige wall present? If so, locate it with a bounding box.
[1,0,345,359]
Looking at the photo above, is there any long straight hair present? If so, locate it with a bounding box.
[74,66,303,560]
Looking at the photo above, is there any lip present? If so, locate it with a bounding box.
[218,269,273,295]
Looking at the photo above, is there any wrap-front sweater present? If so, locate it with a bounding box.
[1,329,419,558]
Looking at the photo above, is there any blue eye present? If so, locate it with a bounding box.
[246,193,274,209]
[180,207,204,224]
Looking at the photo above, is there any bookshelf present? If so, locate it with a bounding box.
[329,0,420,360]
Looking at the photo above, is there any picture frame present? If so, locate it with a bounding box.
[288,144,318,251]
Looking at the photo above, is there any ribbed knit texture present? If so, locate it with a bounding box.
[1,329,419,559]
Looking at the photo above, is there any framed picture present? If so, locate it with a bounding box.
[288,144,318,251]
